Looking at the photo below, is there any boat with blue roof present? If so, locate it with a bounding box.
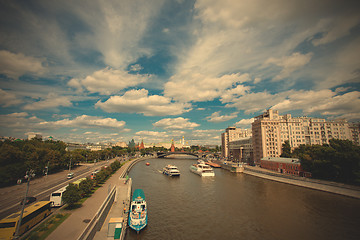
[128,189,147,233]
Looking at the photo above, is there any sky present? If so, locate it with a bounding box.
[0,0,359,146]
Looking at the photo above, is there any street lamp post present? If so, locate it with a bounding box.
[69,156,72,172]
[14,170,35,239]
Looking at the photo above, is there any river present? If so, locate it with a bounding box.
[125,158,360,240]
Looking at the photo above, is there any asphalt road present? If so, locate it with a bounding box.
[0,159,117,219]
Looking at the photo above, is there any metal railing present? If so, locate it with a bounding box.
[77,186,116,240]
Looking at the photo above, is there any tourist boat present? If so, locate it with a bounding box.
[128,189,148,233]
[162,165,180,176]
[190,160,215,177]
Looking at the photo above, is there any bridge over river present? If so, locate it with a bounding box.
[156,151,200,158]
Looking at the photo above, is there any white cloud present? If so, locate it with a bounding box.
[271,89,335,112]
[235,118,254,128]
[164,72,250,102]
[265,52,313,81]
[96,89,192,116]
[135,130,167,136]
[0,112,42,132]
[319,37,360,89]
[23,93,73,111]
[223,91,289,114]
[0,89,23,107]
[0,50,45,79]
[190,129,223,145]
[39,115,126,129]
[205,111,238,123]
[129,64,143,72]
[153,117,199,130]
[68,67,149,95]
[270,90,360,120]
[306,91,360,116]
[312,15,360,46]
[220,85,251,103]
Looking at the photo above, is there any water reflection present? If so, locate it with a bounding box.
[126,158,360,240]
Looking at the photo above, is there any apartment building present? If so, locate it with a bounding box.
[252,109,354,165]
[228,137,253,164]
[349,123,360,145]
[221,127,251,158]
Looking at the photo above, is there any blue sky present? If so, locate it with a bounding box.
[0,0,359,145]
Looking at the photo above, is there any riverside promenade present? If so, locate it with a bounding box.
[244,165,360,199]
[46,159,136,240]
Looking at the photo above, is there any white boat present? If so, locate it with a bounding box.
[190,160,215,177]
[163,165,180,176]
[128,189,147,233]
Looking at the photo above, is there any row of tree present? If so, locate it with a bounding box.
[62,160,123,207]
[0,139,128,187]
[281,139,360,185]
[0,138,220,187]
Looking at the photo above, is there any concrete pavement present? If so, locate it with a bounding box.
[46,160,133,240]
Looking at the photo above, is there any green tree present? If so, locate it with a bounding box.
[79,178,94,196]
[63,184,81,206]
[280,140,292,158]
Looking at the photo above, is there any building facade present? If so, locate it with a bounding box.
[252,109,355,165]
[221,127,252,159]
[260,157,311,177]
[228,137,253,164]
[349,123,360,145]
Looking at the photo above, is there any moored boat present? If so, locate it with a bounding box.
[163,165,180,176]
[190,160,215,177]
[128,189,147,233]
[205,161,221,168]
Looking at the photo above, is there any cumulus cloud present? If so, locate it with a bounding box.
[0,89,23,107]
[220,85,251,103]
[39,115,126,129]
[164,72,250,102]
[270,90,360,120]
[0,50,45,79]
[265,52,313,81]
[190,129,223,145]
[68,67,149,95]
[0,112,42,132]
[95,89,192,116]
[235,118,254,128]
[23,93,73,110]
[223,91,289,114]
[153,117,199,130]
[305,91,360,116]
[205,111,238,123]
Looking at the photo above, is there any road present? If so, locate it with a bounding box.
[0,159,118,219]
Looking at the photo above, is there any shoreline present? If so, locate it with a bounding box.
[243,166,360,199]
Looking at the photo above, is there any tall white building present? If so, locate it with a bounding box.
[221,127,252,158]
[252,109,355,165]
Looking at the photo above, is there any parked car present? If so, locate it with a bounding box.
[20,196,36,205]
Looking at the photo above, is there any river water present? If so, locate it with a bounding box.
[125,158,360,240]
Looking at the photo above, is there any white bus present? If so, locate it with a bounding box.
[50,186,68,207]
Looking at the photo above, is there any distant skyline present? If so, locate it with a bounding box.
[0,0,359,145]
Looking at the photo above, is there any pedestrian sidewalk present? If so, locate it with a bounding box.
[93,177,132,240]
[46,161,132,240]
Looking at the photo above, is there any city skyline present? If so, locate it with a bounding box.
[0,0,359,145]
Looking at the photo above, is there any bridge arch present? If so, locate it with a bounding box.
[156,152,199,158]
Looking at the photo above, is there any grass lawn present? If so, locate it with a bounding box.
[24,213,70,240]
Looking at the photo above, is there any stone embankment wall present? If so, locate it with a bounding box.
[243,166,360,199]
